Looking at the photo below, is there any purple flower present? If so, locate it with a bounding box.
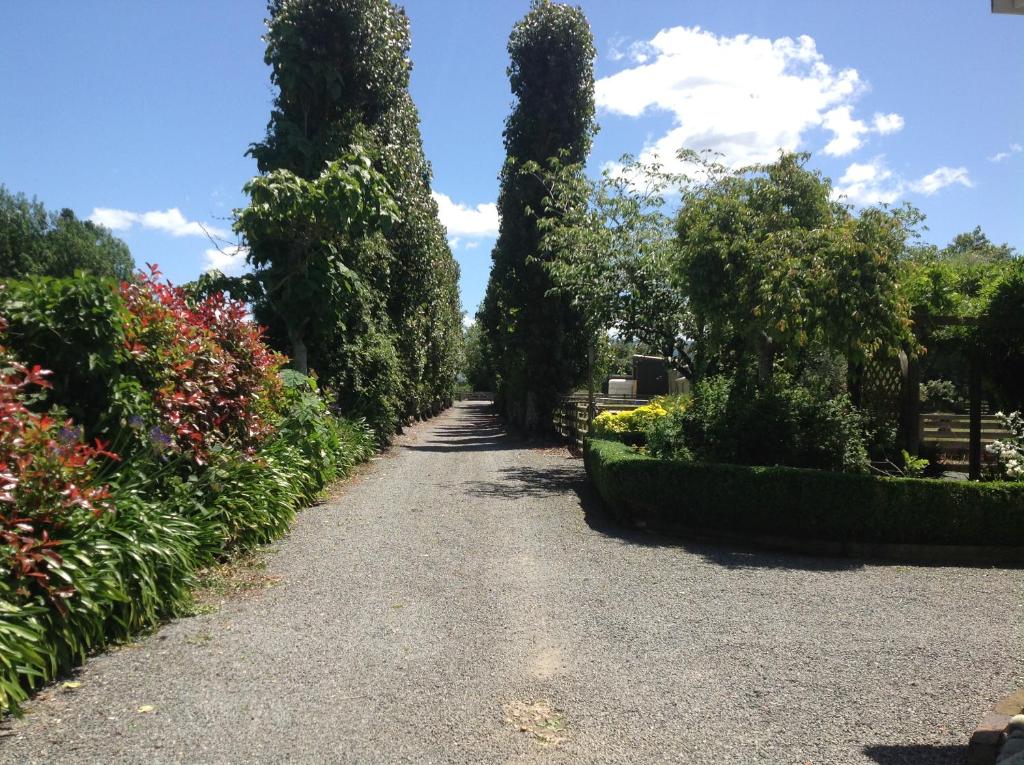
[128,415,145,430]
[57,426,82,445]
[149,426,173,450]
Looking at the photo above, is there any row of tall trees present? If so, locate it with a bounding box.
[234,0,462,440]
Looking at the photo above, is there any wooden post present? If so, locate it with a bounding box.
[900,351,921,455]
[848,359,863,408]
[587,339,596,425]
[969,355,982,481]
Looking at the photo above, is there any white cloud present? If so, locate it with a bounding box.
[203,244,249,277]
[89,208,139,231]
[872,112,904,134]
[908,166,973,195]
[464,240,480,250]
[988,142,1022,163]
[835,157,973,205]
[822,106,869,156]
[834,158,901,205]
[432,191,499,238]
[595,26,905,169]
[462,314,476,328]
[88,207,229,239]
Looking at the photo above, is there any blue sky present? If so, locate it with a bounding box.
[1,2,1021,319]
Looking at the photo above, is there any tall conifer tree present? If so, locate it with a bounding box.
[480,0,596,432]
[248,0,461,438]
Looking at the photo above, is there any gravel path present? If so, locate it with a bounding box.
[2,401,1021,764]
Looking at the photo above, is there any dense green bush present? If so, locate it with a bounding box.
[586,437,1024,549]
[647,374,869,473]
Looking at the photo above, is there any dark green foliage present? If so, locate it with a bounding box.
[647,374,869,473]
[462,321,495,392]
[586,437,1024,548]
[977,259,1024,409]
[0,187,133,280]
[248,0,461,431]
[0,276,147,437]
[0,487,211,712]
[480,0,596,432]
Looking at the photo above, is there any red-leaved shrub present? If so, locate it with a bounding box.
[0,322,118,612]
[119,267,284,463]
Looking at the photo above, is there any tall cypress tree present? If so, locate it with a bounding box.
[481,0,596,433]
[248,0,461,438]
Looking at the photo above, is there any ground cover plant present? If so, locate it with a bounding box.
[0,271,374,714]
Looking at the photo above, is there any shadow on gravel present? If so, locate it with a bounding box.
[862,744,968,764]
[571,474,866,573]
[404,409,518,453]
[463,465,583,499]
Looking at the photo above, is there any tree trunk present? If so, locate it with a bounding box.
[288,323,309,376]
[757,333,775,389]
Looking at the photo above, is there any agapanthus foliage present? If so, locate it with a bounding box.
[120,267,284,463]
[0,324,117,611]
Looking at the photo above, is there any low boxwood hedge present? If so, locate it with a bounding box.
[585,437,1024,549]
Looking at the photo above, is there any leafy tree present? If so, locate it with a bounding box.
[0,186,133,279]
[234,150,398,374]
[480,0,596,432]
[249,0,462,426]
[526,153,690,416]
[462,321,495,392]
[676,152,915,388]
[941,226,1016,264]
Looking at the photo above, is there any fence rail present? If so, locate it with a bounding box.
[458,391,494,401]
[920,413,1010,463]
[553,394,652,449]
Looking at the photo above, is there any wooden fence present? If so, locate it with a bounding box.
[458,391,494,401]
[920,413,1010,465]
[553,393,652,449]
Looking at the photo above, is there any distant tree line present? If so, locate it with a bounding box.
[0,186,133,280]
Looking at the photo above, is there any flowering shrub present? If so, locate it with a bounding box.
[590,397,686,438]
[986,411,1024,480]
[0,327,117,611]
[120,267,284,463]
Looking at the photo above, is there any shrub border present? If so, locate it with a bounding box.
[585,437,1024,567]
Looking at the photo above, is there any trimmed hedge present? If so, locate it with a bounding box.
[585,437,1024,548]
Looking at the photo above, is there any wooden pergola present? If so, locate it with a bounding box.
[902,314,1021,480]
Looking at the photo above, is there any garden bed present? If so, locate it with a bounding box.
[585,437,1024,566]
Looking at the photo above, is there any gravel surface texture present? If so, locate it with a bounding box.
[1,401,1021,764]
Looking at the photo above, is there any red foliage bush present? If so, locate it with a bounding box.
[119,267,284,463]
[0,321,117,612]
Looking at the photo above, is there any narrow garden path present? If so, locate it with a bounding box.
[2,402,1021,764]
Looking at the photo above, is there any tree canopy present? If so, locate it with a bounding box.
[0,186,134,280]
[676,152,915,386]
[234,149,399,374]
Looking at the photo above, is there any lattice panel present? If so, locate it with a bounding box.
[861,354,903,428]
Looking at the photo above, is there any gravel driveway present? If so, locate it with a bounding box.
[2,401,1021,764]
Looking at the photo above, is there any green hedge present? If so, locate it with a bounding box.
[585,437,1024,548]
